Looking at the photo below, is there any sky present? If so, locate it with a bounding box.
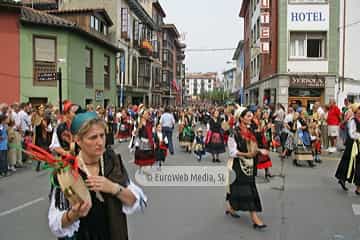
[160,0,244,74]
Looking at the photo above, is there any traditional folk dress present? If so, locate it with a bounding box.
[335,117,360,186]
[181,115,195,148]
[205,118,226,154]
[134,121,156,167]
[193,134,206,160]
[153,131,168,165]
[178,115,187,147]
[226,126,263,212]
[294,118,314,162]
[251,119,272,170]
[117,114,132,141]
[48,149,147,240]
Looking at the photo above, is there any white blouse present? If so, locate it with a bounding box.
[348,118,360,140]
[48,181,147,238]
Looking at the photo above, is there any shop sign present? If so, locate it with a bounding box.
[95,89,104,101]
[260,42,270,54]
[261,26,270,39]
[38,72,56,81]
[290,76,325,88]
[260,12,270,24]
[260,0,270,9]
[288,5,329,30]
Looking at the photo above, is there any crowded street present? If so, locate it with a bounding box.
[1,0,360,239]
[0,130,358,240]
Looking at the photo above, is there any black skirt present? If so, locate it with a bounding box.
[335,139,360,185]
[226,158,262,212]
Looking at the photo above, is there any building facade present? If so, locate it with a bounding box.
[222,67,236,94]
[232,40,245,105]
[58,0,185,107]
[240,0,340,111]
[337,0,360,106]
[184,72,217,103]
[0,1,118,106]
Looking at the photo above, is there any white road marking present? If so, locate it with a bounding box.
[352,204,360,215]
[0,197,44,217]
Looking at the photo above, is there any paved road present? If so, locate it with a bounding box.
[0,135,359,240]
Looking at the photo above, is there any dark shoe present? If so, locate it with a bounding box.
[293,160,302,167]
[338,180,348,191]
[225,210,240,218]
[215,159,221,163]
[355,190,360,195]
[308,161,316,168]
[212,159,216,163]
[265,174,274,178]
[253,223,267,230]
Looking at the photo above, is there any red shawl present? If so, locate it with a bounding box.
[239,125,257,143]
[145,121,154,146]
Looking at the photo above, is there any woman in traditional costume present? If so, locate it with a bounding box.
[116,109,132,142]
[33,105,52,171]
[294,111,316,167]
[182,109,195,152]
[206,109,226,163]
[253,109,273,179]
[48,111,147,240]
[153,123,168,169]
[134,109,156,170]
[178,110,187,148]
[226,107,267,229]
[335,103,360,194]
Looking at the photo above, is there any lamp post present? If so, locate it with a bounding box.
[57,58,66,113]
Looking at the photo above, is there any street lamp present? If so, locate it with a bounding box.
[57,58,66,113]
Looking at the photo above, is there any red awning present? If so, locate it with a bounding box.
[172,79,179,92]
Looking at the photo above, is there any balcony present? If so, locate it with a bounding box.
[139,40,153,57]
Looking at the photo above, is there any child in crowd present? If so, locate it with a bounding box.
[309,120,322,164]
[0,114,9,177]
[193,128,206,161]
[153,123,168,169]
[7,120,17,172]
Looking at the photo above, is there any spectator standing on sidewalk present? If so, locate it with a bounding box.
[327,99,341,153]
[160,106,176,155]
[0,114,9,177]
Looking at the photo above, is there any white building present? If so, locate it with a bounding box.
[184,72,217,99]
[337,0,360,106]
[222,67,237,93]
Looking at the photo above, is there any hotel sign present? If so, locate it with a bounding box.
[290,76,325,88]
[288,5,329,31]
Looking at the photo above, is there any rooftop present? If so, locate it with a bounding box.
[47,8,114,26]
[19,6,119,51]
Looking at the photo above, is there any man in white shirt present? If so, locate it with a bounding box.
[160,106,176,155]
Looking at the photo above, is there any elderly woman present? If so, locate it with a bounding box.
[48,112,147,240]
[226,107,267,229]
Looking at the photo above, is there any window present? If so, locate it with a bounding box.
[85,47,93,88]
[90,16,95,29]
[121,8,129,39]
[133,19,139,47]
[104,55,110,90]
[94,17,99,31]
[289,32,326,59]
[132,57,137,86]
[33,36,57,85]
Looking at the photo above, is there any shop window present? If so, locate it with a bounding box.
[290,32,326,59]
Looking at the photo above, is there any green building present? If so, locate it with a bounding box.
[19,7,119,107]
